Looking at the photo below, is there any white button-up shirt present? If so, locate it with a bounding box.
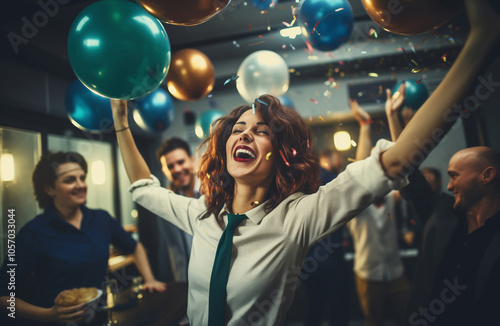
[348,192,405,282]
[129,140,407,326]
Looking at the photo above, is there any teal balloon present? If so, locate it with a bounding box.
[65,79,114,133]
[278,96,295,110]
[68,0,171,100]
[392,79,429,111]
[195,110,225,139]
[132,88,175,133]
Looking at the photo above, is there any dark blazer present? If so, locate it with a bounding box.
[400,170,500,326]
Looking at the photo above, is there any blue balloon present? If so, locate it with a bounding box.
[278,95,295,110]
[392,79,429,111]
[195,110,225,139]
[65,80,114,133]
[251,0,277,10]
[298,0,354,51]
[132,88,175,133]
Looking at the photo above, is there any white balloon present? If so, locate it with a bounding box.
[236,50,290,103]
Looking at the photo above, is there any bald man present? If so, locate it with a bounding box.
[400,147,500,326]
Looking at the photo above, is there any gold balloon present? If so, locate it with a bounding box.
[361,0,460,35]
[136,0,230,26]
[166,49,215,101]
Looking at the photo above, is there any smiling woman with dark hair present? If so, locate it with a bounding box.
[0,152,166,325]
[110,1,500,324]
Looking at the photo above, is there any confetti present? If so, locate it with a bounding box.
[256,98,268,106]
[307,140,310,148]
[249,23,252,31]
[310,98,318,104]
[388,213,394,221]
[249,41,265,46]
[266,152,272,160]
[347,158,357,162]
[291,148,297,156]
[206,173,210,179]
[335,7,344,12]
[411,68,421,73]
[306,41,313,54]
[415,35,430,49]
[258,35,263,38]
[441,53,447,62]
[279,149,290,166]
[369,72,379,77]
[232,40,240,48]
[319,116,325,121]
[415,79,423,84]
[282,21,291,27]
[251,201,260,206]
[224,75,239,85]
[311,21,320,35]
[290,44,295,50]
[368,28,378,39]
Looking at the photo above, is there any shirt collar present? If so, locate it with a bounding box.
[43,204,88,231]
[217,192,304,225]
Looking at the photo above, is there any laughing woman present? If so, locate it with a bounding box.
[110,1,500,324]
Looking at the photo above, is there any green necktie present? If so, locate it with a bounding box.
[208,213,247,326]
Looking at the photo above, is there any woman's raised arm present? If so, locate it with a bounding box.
[110,99,152,183]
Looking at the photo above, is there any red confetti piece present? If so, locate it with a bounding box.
[307,140,310,148]
[415,79,423,84]
[306,41,313,54]
[415,35,430,50]
[310,21,320,35]
[310,98,318,104]
[249,41,265,46]
[279,149,290,166]
[291,148,297,156]
[258,35,263,38]
[338,61,344,65]
[249,23,252,31]
[441,53,448,62]
[432,30,439,36]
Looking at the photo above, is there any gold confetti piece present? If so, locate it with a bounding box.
[388,212,394,221]
[266,152,272,160]
[319,116,325,121]
[411,68,421,73]
[369,73,379,77]
[206,174,210,179]
[251,201,260,206]
[411,59,419,67]
[347,158,357,162]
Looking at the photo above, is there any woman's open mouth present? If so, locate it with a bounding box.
[234,145,256,162]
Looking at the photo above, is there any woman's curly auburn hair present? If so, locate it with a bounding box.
[197,94,320,219]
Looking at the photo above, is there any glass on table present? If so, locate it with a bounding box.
[103,278,118,325]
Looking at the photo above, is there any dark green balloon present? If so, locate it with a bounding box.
[68,0,171,100]
[392,79,429,111]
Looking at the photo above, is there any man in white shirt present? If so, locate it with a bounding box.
[349,99,410,326]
